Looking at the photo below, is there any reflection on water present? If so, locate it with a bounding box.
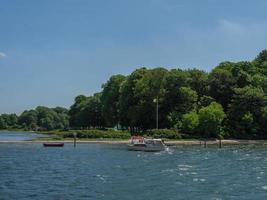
[0,131,46,141]
[0,143,267,199]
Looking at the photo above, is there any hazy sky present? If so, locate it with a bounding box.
[1,0,267,114]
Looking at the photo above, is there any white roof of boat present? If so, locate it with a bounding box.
[145,138,163,141]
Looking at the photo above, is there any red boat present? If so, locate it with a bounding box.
[43,143,64,147]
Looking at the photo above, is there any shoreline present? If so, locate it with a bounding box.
[1,139,267,145]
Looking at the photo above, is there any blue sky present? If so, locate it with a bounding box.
[1,0,267,114]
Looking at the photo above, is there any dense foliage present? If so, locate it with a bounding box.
[2,50,267,139]
[145,129,181,139]
[61,130,131,139]
[0,107,69,131]
[0,114,18,130]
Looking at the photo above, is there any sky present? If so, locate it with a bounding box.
[1,0,267,114]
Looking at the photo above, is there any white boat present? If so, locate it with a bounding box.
[127,136,166,152]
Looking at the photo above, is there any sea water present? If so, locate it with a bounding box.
[1,136,267,199]
[0,131,46,141]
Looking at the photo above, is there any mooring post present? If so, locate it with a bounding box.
[219,139,222,148]
[204,140,207,148]
[73,132,77,148]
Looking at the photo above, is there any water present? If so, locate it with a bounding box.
[0,131,46,141]
[1,143,267,199]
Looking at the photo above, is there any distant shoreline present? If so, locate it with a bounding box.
[1,139,267,145]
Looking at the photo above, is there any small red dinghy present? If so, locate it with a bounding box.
[43,143,64,147]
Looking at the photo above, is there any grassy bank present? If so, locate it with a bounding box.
[0,128,212,141]
[38,128,183,140]
[38,129,131,140]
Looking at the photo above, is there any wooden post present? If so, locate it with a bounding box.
[73,132,77,148]
[219,139,222,148]
[204,140,207,148]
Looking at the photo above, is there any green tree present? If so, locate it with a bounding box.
[36,106,57,130]
[0,116,7,129]
[231,62,252,88]
[19,110,38,130]
[253,50,267,67]
[199,95,215,108]
[69,95,88,128]
[118,68,151,131]
[133,68,168,130]
[239,112,258,137]
[181,111,199,135]
[53,107,70,129]
[82,93,104,128]
[162,69,189,113]
[252,50,267,75]
[119,67,169,131]
[101,75,126,127]
[228,86,267,138]
[260,106,267,137]
[198,102,226,138]
[168,87,198,128]
[22,106,70,130]
[187,68,208,98]
[208,68,236,110]
[7,114,18,127]
[252,74,267,93]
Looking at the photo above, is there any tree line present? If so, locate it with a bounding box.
[0,106,69,131]
[1,50,267,139]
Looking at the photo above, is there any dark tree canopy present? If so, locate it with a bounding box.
[101,75,126,127]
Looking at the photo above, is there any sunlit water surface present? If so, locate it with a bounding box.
[0,131,46,141]
[1,140,267,199]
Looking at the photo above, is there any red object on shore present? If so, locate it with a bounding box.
[43,143,64,147]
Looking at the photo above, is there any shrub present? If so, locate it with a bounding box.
[145,129,181,139]
[181,111,199,134]
[62,129,131,139]
[198,102,226,138]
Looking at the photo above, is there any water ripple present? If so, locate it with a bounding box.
[1,144,267,199]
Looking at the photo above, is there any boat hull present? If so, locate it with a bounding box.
[127,144,165,152]
[43,143,64,147]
